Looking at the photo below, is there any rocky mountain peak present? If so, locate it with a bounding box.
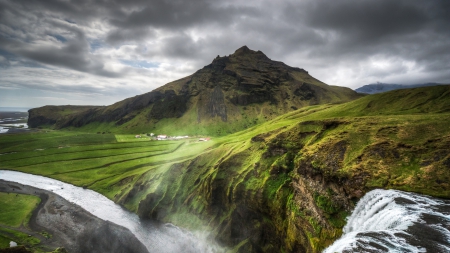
[231,45,269,60]
[234,45,251,54]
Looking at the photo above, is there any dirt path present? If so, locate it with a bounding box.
[0,180,149,253]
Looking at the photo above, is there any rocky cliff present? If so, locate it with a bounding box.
[28,105,102,128]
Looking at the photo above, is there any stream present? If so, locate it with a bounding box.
[0,170,223,253]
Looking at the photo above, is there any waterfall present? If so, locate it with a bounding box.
[324,189,450,253]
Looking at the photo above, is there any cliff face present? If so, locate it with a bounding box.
[28,46,362,134]
[28,105,102,128]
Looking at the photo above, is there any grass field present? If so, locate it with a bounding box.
[0,131,216,199]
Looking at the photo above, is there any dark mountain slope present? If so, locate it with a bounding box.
[28,105,102,128]
[28,46,362,135]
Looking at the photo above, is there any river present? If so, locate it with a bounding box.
[0,170,224,253]
[2,170,449,253]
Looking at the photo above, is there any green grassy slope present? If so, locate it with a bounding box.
[1,85,449,253]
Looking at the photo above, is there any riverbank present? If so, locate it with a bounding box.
[0,180,148,253]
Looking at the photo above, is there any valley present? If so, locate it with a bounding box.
[2,0,450,252]
[1,85,450,252]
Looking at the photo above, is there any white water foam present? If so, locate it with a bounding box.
[324,189,450,253]
[0,170,224,253]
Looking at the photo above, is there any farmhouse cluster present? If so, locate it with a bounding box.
[134,133,210,142]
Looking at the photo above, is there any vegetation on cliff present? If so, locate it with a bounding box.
[2,85,450,252]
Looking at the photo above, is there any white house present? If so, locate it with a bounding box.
[157,134,167,140]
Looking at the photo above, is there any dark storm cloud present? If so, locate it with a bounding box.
[106,27,155,44]
[262,0,450,86]
[0,0,119,77]
[0,0,260,77]
[107,0,258,29]
[302,0,428,40]
[1,0,449,101]
[0,25,119,78]
[274,0,450,58]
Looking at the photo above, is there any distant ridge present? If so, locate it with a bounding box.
[355,82,444,94]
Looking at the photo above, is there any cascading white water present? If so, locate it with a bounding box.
[324,189,450,253]
[0,170,224,253]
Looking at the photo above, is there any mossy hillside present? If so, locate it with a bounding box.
[1,85,449,252]
[312,84,450,118]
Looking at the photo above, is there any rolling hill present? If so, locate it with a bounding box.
[355,82,444,94]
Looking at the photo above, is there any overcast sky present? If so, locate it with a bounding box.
[1,0,449,108]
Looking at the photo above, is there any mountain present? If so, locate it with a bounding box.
[28,46,362,135]
[355,82,443,94]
